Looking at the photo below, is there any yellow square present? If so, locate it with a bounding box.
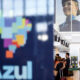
[18,25,24,29]
[16,35,24,46]
[22,18,25,25]
[18,19,25,29]
[27,24,32,27]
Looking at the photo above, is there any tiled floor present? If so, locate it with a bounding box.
[67,71,80,80]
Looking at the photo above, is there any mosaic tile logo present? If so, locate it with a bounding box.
[0,16,32,58]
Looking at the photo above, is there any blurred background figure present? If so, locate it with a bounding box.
[55,53,61,62]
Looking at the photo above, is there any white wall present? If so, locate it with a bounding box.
[59,52,66,58]
[70,44,80,67]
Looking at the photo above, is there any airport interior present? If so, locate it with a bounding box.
[0,0,80,80]
[54,0,80,80]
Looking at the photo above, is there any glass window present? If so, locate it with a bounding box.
[37,0,47,15]
[14,0,23,16]
[2,0,54,17]
[3,0,13,17]
[25,0,37,16]
[48,0,54,15]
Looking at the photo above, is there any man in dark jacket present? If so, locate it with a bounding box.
[60,0,80,31]
[64,53,70,77]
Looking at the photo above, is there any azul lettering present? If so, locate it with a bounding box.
[0,61,32,80]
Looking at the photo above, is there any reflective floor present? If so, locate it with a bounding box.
[67,71,80,80]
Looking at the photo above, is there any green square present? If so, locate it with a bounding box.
[0,28,2,34]
[0,11,2,17]
[12,23,18,33]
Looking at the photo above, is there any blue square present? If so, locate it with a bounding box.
[0,17,4,27]
[12,17,16,22]
[1,27,12,39]
[12,33,16,40]
[17,29,25,35]
[9,45,17,53]
[16,17,22,26]
[17,29,27,40]
[5,18,12,27]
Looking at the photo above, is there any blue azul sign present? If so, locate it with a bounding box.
[0,16,54,80]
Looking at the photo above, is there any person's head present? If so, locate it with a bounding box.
[62,0,79,16]
[56,54,59,57]
[55,54,61,62]
[66,53,70,58]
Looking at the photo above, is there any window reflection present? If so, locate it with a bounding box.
[14,0,23,16]
[1,0,53,17]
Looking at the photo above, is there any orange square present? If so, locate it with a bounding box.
[5,50,13,59]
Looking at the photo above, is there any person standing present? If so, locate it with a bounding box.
[63,53,70,77]
[54,58,63,80]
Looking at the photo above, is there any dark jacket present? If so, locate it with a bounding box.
[59,16,80,32]
[55,62,63,80]
[63,58,70,76]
